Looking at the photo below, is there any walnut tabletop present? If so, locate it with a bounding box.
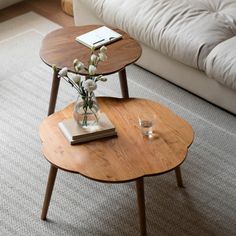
[40,25,142,75]
[40,25,142,116]
[39,97,194,183]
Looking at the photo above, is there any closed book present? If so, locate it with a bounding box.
[75,26,122,49]
[69,130,117,145]
[58,113,117,144]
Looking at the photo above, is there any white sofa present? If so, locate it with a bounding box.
[73,0,236,114]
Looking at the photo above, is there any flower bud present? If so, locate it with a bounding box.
[98,52,107,61]
[73,59,79,66]
[83,79,97,92]
[75,62,85,72]
[100,46,107,53]
[90,54,98,64]
[72,74,81,84]
[58,67,68,77]
[95,75,103,80]
[100,77,107,82]
[88,65,97,75]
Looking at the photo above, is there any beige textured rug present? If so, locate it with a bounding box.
[0,12,59,79]
[0,12,236,236]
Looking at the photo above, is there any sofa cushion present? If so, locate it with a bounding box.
[80,0,236,90]
[206,36,236,90]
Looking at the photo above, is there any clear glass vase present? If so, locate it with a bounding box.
[73,92,100,127]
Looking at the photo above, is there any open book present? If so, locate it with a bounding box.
[58,112,117,144]
[75,26,122,49]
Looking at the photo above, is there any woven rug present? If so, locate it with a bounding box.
[0,12,236,236]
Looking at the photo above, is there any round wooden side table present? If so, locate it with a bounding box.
[40,25,142,116]
[39,97,194,236]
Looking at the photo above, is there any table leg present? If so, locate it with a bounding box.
[47,70,61,116]
[175,166,184,187]
[41,165,58,220]
[136,177,147,236]
[119,68,129,98]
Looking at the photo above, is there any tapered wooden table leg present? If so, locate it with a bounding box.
[175,166,183,187]
[136,178,147,236]
[47,70,61,116]
[119,68,129,98]
[41,165,58,220]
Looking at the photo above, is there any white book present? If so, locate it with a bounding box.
[75,26,122,49]
[58,113,117,144]
[63,130,117,145]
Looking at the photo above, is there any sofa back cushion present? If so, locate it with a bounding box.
[80,0,236,90]
[103,0,236,68]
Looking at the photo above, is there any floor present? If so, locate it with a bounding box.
[0,0,74,26]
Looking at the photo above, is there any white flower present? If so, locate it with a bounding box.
[100,46,107,53]
[58,67,68,77]
[75,62,85,72]
[83,79,97,92]
[98,52,107,61]
[88,64,97,75]
[57,46,109,97]
[90,54,98,64]
[71,74,81,84]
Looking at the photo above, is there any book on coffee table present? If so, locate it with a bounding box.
[75,26,122,49]
[58,112,117,144]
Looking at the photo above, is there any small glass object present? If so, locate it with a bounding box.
[73,92,100,128]
[138,112,156,137]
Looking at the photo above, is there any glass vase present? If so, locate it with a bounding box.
[73,92,100,127]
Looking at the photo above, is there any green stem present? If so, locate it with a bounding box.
[90,106,98,123]
[81,92,98,126]
[83,105,88,126]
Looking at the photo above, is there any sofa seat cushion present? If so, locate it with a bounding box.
[206,36,236,90]
[80,0,236,90]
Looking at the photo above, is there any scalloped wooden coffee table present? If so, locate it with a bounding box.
[39,97,194,236]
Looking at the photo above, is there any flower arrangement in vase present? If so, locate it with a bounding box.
[55,46,108,127]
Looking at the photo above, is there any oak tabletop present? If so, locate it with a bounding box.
[40,25,142,75]
[39,97,194,183]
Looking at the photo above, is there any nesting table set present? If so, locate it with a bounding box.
[39,25,194,236]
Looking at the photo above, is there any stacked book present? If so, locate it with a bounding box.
[58,113,117,144]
